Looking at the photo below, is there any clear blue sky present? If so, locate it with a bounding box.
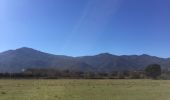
[0,0,170,57]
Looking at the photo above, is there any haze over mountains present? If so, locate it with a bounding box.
[0,47,170,73]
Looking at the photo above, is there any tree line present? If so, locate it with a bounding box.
[0,64,167,79]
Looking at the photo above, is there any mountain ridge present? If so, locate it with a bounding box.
[0,47,170,73]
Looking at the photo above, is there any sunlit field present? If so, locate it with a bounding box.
[0,79,170,100]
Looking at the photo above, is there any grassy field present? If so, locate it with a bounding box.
[0,79,170,100]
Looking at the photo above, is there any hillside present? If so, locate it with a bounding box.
[0,47,170,73]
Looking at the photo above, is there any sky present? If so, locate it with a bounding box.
[0,0,170,57]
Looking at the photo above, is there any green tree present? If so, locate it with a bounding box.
[145,64,161,79]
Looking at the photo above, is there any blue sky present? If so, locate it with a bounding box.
[0,0,170,57]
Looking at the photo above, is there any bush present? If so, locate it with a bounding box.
[145,64,161,79]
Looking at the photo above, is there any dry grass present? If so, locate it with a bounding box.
[0,79,170,100]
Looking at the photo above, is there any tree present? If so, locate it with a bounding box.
[145,64,161,79]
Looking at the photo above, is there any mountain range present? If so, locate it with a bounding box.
[0,47,170,73]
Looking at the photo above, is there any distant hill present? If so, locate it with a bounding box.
[0,47,170,73]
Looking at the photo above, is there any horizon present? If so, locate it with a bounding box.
[1,46,170,59]
[1,0,170,58]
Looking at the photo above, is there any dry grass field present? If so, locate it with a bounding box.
[0,79,170,100]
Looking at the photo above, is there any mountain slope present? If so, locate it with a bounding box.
[0,47,92,72]
[77,53,169,72]
[0,47,170,73]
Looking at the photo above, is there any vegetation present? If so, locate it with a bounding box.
[0,64,169,100]
[0,64,165,79]
[2,64,170,80]
[145,64,161,79]
[0,79,170,100]
[0,69,145,79]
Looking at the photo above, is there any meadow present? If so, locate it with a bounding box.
[0,79,170,100]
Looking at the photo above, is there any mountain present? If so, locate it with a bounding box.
[0,47,170,73]
[0,47,90,73]
[77,54,169,72]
